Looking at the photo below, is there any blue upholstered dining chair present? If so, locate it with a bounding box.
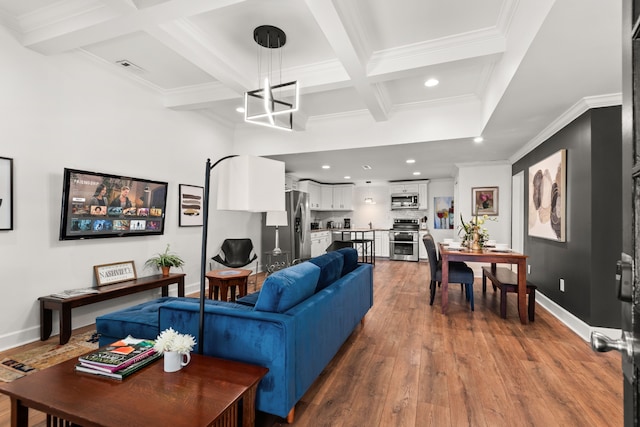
[422,234,475,311]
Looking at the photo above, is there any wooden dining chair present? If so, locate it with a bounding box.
[422,234,475,310]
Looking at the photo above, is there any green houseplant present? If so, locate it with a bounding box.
[144,244,185,276]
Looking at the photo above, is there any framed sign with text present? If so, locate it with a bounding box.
[94,261,137,286]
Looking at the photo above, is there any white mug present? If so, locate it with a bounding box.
[163,351,191,372]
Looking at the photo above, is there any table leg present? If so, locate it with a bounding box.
[441,253,449,313]
[239,279,247,298]
[177,278,185,297]
[517,260,528,324]
[59,305,72,345]
[40,302,52,341]
[241,384,259,427]
[161,285,168,297]
[220,284,228,302]
[11,397,28,427]
[229,285,237,302]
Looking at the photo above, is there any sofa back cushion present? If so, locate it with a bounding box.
[336,248,358,275]
[309,251,344,292]
[254,262,320,313]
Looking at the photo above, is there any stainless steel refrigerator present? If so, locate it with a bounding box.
[262,190,311,265]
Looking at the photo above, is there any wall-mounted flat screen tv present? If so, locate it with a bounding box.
[59,168,168,240]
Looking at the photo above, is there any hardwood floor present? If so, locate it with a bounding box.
[0,259,622,426]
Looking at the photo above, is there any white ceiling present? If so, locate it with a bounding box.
[0,0,622,184]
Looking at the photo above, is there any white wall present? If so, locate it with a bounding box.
[0,27,262,350]
[455,162,512,245]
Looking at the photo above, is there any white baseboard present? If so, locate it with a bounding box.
[536,291,621,342]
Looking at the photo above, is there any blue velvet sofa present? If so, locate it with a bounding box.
[95,248,374,422]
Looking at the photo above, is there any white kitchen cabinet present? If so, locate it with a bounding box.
[418,182,428,210]
[311,231,331,257]
[381,232,390,257]
[374,232,383,257]
[298,180,322,209]
[298,181,354,211]
[285,174,298,191]
[332,184,354,210]
[390,183,420,194]
[320,185,333,210]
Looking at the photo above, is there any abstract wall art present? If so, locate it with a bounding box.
[528,149,566,241]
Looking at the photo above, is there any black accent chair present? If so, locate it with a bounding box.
[422,234,475,311]
[211,239,258,287]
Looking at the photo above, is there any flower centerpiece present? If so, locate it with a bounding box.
[458,208,497,251]
[154,327,196,355]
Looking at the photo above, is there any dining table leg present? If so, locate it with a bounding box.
[517,259,528,324]
[441,253,449,313]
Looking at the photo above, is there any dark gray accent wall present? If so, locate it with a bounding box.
[512,106,622,327]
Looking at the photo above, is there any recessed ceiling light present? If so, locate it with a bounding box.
[474,136,484,143]
[424,78,439,88]
[236,107,245,113]
[362,165,372,170]
[406,159,416,164]
[322,165,331,169]
[413,172,421,176]
[344,176,351,179]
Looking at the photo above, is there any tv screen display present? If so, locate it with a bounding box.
[59,168,168,240]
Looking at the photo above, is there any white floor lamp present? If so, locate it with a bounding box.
[198,155,284,354]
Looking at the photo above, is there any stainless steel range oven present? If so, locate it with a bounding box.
[389,219,419,261]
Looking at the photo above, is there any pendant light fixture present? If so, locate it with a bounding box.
[364,181,375,204]
[244,25,299,131]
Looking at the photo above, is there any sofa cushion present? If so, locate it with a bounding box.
[254,262,320,313]
[336,248,358,275]
[236,291,260,307]
[309,251,344,292]
[95,296,182,341]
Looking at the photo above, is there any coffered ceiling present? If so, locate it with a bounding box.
[0,0,622,183]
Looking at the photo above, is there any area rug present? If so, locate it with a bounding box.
[0,331,99,383]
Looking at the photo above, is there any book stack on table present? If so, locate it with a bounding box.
[75,335,161,380]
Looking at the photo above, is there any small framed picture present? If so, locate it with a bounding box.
[472,187,498,216]
[94,261,137,286]
[0,157,14,231]
[179,184,204,227]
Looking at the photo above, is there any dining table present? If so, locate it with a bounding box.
[438,243,529,324]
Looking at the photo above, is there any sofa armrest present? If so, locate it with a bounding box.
[158,300,297,419]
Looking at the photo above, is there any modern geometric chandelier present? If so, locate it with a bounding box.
[244,25,299,131]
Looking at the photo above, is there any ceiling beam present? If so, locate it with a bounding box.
[20,0,249,54]
[304,0,389,121]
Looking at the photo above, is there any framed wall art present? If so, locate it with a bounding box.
[471,187,498,216]
[0,157,13,231]
[528,149,566,242]
[94,261,137,286]
[179,184,204,227]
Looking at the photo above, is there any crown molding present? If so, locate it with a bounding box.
[510,93,622,163]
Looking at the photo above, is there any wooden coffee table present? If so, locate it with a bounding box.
[206,269,252,302]
[0,353,267,427]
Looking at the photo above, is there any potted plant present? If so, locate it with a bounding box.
[144,244,185,276]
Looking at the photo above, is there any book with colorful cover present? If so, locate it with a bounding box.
[78,335,155,372]
[75,351,162,380]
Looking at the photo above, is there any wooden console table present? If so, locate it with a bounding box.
[39,273,185,344]
[0,352,267,427]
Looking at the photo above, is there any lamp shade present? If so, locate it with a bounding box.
[266,210,288,227]
[216,155,285,212]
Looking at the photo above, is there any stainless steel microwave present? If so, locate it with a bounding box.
[390,193,419,209]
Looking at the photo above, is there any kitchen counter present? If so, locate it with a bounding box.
[311,228,389,232]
